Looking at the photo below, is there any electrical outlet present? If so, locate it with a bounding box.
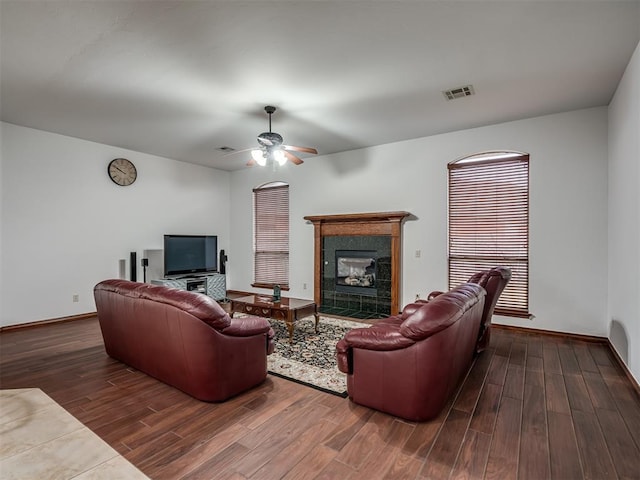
[303,283,307,290]
[415,249,421,258]
[72,294,79,303]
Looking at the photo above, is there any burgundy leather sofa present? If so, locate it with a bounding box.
[94,279,275,402]
[336,283,485,421]
[428,266,511,353]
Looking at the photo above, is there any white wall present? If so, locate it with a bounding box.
[608,42,640,384]
[229,107,609,338]
[0,122,230,326]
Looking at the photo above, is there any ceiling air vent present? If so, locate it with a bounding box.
[443,85,475,101]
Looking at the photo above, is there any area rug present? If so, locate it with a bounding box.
[265,316,370,397]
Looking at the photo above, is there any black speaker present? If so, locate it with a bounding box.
[130,251,137,282]
[219,249,228,274]
[140,258,148,282]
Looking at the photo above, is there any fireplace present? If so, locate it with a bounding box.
[335,250,376,295]
[304,211,410,319]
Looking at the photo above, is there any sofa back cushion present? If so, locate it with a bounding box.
[95,279,231,330]
[399,283,485,341]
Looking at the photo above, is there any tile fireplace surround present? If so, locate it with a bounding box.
[323,236,391,318]
[304,211,410,319]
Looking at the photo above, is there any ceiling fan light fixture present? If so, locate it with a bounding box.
[251,149,267,166]
[274,149,287,166]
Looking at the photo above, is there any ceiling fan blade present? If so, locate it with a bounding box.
[283,150,304,165]
[283,145,318,155]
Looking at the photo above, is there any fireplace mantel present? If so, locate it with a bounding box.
[304,211,410,316]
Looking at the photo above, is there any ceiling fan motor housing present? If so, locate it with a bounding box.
[257,131,283,147]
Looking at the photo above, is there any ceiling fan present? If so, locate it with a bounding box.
[246,106,317,167]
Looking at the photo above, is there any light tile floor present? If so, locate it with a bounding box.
[0,388,149,480]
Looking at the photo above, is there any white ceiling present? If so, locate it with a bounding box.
[1,1,638,171]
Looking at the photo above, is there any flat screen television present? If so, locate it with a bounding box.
[163,234,218,277]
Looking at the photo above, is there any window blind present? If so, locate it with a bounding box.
[253,184,289,288]
[448,154,529,317]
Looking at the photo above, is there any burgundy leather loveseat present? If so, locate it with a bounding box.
[94,279,275,402]
[336,283,485,421]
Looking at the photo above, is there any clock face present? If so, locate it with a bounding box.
[108,158,137,186]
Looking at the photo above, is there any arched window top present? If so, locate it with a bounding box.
[254,181,288,191]
[450,150,528,168]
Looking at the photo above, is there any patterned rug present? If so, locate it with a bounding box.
[266,316,370,397]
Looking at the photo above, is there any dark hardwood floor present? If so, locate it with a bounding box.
[1,317,639,479]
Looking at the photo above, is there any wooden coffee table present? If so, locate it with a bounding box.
[230,295,319,343]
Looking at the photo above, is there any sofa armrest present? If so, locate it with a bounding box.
[223,317,275,354]
[341,327,415,352]
[427,290,444,301]
[222,316,272,337]
[336,327,415,374]
[401,302,428,318]
[336,339,352,374]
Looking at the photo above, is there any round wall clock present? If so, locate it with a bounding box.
[108,158,137,186]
